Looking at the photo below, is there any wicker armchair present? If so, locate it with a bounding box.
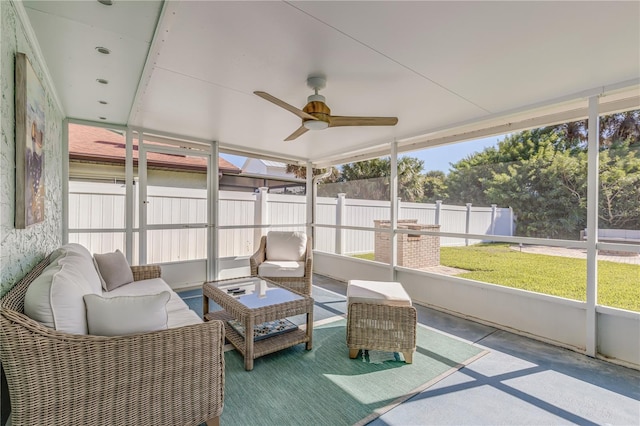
[0,255,225,426]
[250,233,313,295]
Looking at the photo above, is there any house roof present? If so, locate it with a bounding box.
[68,124,240,173]
[240,158,287,171]
[260,160,286,168]
[22,1,640,166]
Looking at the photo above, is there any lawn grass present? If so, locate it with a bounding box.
[352,244,639,312]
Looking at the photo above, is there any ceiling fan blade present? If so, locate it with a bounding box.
[329,116,398,127]
[254,91,318,121]
[284,125,309,141]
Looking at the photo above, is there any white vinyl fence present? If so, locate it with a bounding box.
[314,196,513,254]
[68,182,514,263]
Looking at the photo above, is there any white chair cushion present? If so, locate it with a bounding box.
[84,292,170,336]
[347,280,412,307]
[104,278,189,313]
[258,261,305,278]
[24,246,103,334]
[266,231,307,261]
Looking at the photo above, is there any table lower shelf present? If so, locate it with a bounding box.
[205,310,311,359]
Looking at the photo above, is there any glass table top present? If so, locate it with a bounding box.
[210,276,304,309]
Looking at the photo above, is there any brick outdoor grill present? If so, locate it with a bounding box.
[374,220,440,268]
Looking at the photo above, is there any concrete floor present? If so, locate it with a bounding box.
[313,274,640,426]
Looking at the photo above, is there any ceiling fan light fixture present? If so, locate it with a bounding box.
[303,120,329,131]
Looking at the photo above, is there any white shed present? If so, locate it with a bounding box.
[241,159,295,178]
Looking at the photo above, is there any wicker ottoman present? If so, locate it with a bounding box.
[346,280,417,363]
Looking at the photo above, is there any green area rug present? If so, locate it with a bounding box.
[222,317,488,425]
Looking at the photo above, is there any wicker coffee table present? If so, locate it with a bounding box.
[203,276,314,371]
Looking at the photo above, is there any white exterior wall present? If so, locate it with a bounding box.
[596,307,640,368]
[396,267,586,350]
[241,158,268,175]
[1,1,64,298]
[314,251,390,282]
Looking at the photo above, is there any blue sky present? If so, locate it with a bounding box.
[221,153,248,169]
[220,134,505,175]
[403,135,504,173]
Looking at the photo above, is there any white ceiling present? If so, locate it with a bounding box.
[23,1,640,165]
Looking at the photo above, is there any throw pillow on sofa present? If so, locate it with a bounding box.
[84,291,171,336]
[93,249,134,292]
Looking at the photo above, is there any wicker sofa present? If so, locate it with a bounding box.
[0,244,224,426]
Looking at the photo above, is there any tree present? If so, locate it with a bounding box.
[483,148,587,238]
[445,110,640,238]
[444,147,502,206]
[421,170,448,202]
[397,156,425,202]
[331,157,425,201]
[598,141,640,229]
[285,164,340,182]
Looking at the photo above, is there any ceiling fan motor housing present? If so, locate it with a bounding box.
[303,100,331,125]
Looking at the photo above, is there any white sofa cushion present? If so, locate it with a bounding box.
[23,265,63,330]
[53,243,103,294]
[167,308,203,328]
[266,231,307,261]
[347,280,412,307]
[258,261,305,278]
[24,245,103,334]
[104,278,190,313]
[93,249,134,291]
[84,292,170,336]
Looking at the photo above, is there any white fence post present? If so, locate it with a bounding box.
[490,204,497,235]
[435,200,442,225]
[509,206,514,236]
[465,203,472,246]
[336,193,346,254]
[254,187,269,249]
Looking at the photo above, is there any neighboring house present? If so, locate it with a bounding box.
[68,123,239,187]
[240,158,304,193]
[69,124,303,192]
[242,159,293,178]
